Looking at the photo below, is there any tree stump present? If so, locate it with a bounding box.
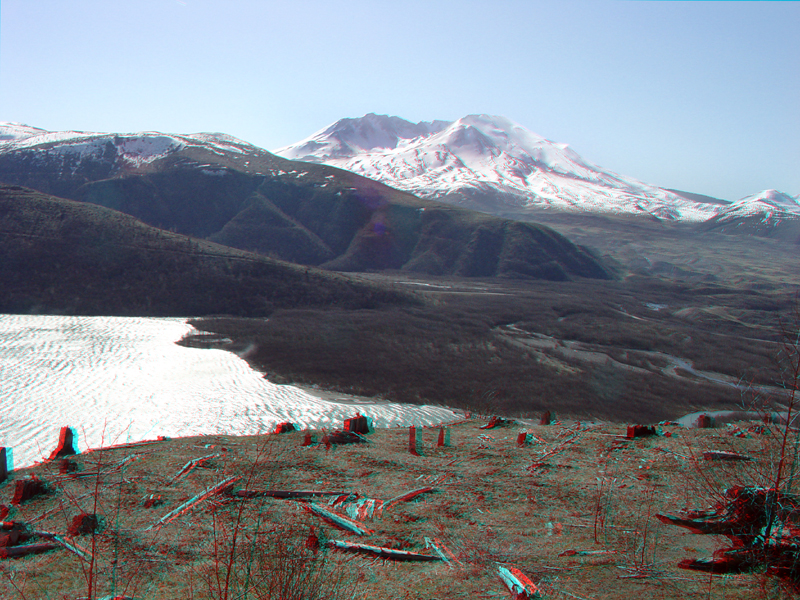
[11,477,46,505]
[273,422,296,434]
[0,448,7,483]
[59,459,79,474]
[344,415,370,435]
[626,425,657,439]
[68,513,103,536]
[48,426,77,460]
[695,414,715,428]
[409,426,420,456]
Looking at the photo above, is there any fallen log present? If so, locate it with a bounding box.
[658,486,800,583]
[301,502,374,535]
[233,490,347,499]
[497,564,541,599]
[0,542,58,559]
[702,450,752,461]
[385,487,433,510]
[166,453,221,486]
[322,431,366,447]
[326,539,441,562]
[424,536,463,567]
[34,531,92,561]
[558,549,617,557]
[146,476,240,530]
[0,522,30,547]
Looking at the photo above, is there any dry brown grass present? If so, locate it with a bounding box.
[0,417,792,599]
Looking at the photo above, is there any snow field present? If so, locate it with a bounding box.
[0,315,459,469]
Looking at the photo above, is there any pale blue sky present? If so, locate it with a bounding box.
[1,0,797,200]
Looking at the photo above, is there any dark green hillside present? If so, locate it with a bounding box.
[0,184,407,316]
[0,143,612,281]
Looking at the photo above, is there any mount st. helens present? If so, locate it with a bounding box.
[0,123,611,281]
[275,113,799,227]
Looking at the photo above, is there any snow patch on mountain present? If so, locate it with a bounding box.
[275,114,721,222]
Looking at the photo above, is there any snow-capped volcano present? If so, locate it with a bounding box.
[275,114,723,222]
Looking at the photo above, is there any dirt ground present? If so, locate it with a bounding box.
[0,415,793,600]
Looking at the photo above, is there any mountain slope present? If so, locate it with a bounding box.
[0,123,612,281]
[0,184,405,316]
[703,189,800,241]
[275,113,721,222]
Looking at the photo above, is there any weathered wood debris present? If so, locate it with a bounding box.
[166,453,221,485]
[384,487,433,510]
[33,530,92,561]
[146,476,240,531]
[658,486,800,583]
[327,494,384,520]
[326,539,441,562]
[322,431,366,447]
[497,564,541,599]
[301,502,374,535]
[0,522,75,560]
[0,541,58,559]
[702,450,752,461]
[233,489,347,499]
[1,521,31,547]
[424,536,463,567]
[480,416,515,430]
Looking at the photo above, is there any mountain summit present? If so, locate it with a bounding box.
[276,114,723,222]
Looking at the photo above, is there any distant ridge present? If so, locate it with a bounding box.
[0,123,612,282]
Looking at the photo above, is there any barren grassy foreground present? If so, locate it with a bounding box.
[0,417,792,599]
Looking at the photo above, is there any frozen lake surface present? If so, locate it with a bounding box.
[0,315,460,469]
